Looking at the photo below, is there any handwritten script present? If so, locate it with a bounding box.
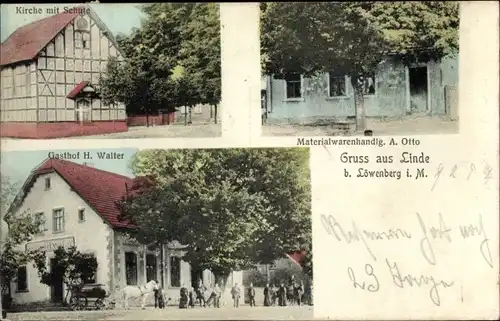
[431,161,493,191]
[321,212,493,306]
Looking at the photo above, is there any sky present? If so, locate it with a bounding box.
[0,3,144,42]
[1,148,138,186]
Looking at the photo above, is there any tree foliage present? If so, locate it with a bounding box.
[34,246,98,303]
[261,2,459,129]
[100,3,220,119]
[119,148,311,284]
[0,176,46,294]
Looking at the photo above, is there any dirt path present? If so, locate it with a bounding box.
[263,117,459,136]
[7,305,313,320]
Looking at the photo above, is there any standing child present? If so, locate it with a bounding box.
[188,287,196,308]
[296,281,304,306]
[179,285,189,309]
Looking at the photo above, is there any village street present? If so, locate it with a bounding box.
[0,124,221,140]
[262,116,459,137]
[6,305,314,321]
[74,123,222,139]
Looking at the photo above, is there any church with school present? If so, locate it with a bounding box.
[0,5,128,139]
[6,158,242,305]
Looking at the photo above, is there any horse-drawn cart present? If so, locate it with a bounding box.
[69,283,107,310]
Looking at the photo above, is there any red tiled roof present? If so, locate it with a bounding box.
[33,158,135,229]
[0,11,80,66]
[67,81,90,99]
[286,251,307,267]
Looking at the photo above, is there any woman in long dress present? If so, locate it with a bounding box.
[277,283,287,306]
[263,283,271,306]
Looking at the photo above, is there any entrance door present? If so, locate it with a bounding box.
[191,269,202,288]
[76,99,91,123]
[50,259,64,303]
[408,66,429,114]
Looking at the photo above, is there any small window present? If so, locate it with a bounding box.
[361,74,376,95]
[146,254,157,282]
[82,32,90,49]
[45,177,51,189]
[169,256,181,288]
[75,31,90,49]
[78,208,86,222]
[53,208,65,233]
[34,212,46,233]
[328,72,347,97]
[285,73,302,99]
[75,31,83,48]
[17,266,28,292]
[125,252,138,286]
[82,253,97,284]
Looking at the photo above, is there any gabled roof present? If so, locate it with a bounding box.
[0,5,124,67]
[66,81,98,99]
[0,11,80,66]
[12,158,137,229]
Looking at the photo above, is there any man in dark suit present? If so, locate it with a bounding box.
[247,282,256,307]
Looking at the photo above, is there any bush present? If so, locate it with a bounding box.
[270,267,305,286]
[243,264,312,288]
[242,269,268,287]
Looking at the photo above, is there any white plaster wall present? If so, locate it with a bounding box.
[9,171,113,304]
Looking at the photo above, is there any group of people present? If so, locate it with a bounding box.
[153,276,313,309]
[228,277,313,308]
[178,281,223,309]
[264,281,311,307]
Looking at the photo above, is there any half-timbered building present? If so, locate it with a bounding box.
[0,6,128,138]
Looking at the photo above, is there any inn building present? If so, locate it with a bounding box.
[0,6,128,139]
[6,158,242,305]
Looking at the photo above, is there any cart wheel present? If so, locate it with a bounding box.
[81,297,89,310]
[70,296,80,311]
[95,298,105,310]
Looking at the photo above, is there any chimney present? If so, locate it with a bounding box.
[83,162,95,167]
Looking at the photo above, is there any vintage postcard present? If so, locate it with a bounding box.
[0,3,221,139]
[0,1,499,321]
[260,2,460,137]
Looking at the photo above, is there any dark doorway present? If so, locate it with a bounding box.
[50,259,64,303]
[191,269,202,288]
[408,66,429,114]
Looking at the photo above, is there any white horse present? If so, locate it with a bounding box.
[122,280,159,309]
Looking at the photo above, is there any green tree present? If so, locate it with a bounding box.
[300,250,313,278]
[119,148,311,288]
[100,3,221,124]
[0,176,46,298]
[34,246,98,303]
[177,3,221,124]
[261,2,459,130]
